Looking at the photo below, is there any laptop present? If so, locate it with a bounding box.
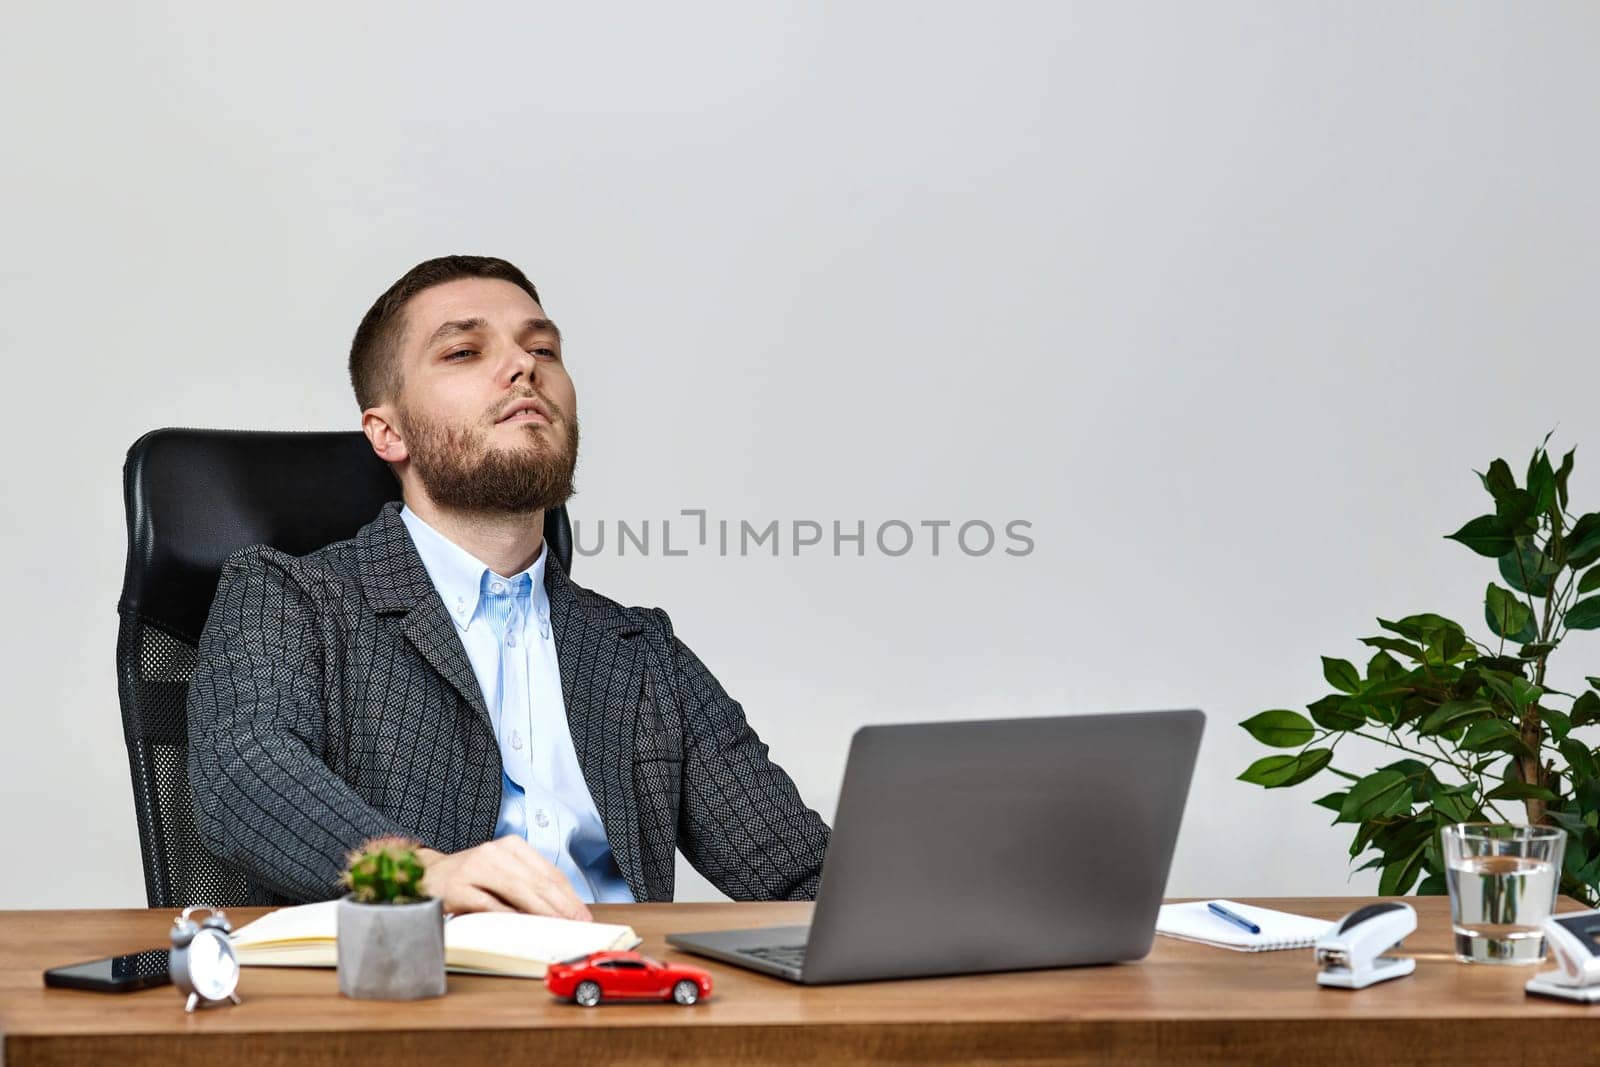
[667,709,1204,984]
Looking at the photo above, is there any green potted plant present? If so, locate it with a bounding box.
[336,836,446,1000]
[1237,437,1600,904]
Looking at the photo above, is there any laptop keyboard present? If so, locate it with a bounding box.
[738,944,808,971]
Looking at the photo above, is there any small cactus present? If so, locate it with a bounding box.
[341,836,429,905]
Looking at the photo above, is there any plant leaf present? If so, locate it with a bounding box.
[1379,758,1434,802]
[1566,596,1600,631]
[1240,710,1316,748]
[1376,844,1427,902]
[1307,694,1364,731]
[1379,846,1428,897]
[1431,785,1479,824]
[1314,790,1349,813]
[1417,871,1448,895]
[1580,567,1600,596]
[1479,457,1517,501]
[1322,656,1361,695]
[1366,650,1403,682]
[1337,769,1412,823]
[1480,670,1520,709]
[1495,489,1540,532]
[1238,748,1333,788]
[1578,777,1600,815]
[1349,819,1381,858]
[1499,541,1556,597]
[1485,582,1534,640]
[1377,615,1466,655]
[1548,809,1589,837]
[1447,515,1517,558]
[1485,781,1560,803]
[1460,719,1529,756]
[1360,635,1428,662]
[1560,740,1600,781]
[1572,691,1600,729]
[1568,514,1600,570]
[1528,448,1557,513]
[1440,624,1473,661]
[1418,699,1492,735]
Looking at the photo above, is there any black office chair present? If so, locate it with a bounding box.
[116,429,574,909]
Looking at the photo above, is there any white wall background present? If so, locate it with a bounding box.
[1,1,1596,909]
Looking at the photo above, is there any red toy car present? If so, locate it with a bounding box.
[545,950,714,1007]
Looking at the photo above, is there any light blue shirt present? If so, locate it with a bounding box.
[399,506,634,904]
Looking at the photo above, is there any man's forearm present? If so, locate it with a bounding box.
[188,716,413,901]
[186,549,414,902]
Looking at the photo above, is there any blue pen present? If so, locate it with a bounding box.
[1209,901,1261,935]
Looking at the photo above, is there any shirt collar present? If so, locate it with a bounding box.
[399,505,547,632]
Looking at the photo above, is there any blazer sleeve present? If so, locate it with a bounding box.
[650,609,831,901]
[186,546,411,902]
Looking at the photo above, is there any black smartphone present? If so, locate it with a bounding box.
[43,948,172,992]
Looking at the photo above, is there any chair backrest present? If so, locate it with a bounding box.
[116,428,573,908]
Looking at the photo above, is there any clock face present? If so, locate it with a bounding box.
[188,929,240,1000]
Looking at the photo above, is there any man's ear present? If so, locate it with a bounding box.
[362,407,410,465]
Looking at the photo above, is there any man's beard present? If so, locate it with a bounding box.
[399,397,580,515]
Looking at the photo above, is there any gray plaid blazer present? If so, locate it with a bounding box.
[186,500,830,905]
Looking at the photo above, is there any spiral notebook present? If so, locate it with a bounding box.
[1155,900,1333,952]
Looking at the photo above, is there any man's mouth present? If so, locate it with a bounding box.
[497,397,551,425]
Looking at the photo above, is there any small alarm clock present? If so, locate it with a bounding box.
[168,907,242,1013]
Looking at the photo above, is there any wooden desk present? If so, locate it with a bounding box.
[1,897,1594,1066]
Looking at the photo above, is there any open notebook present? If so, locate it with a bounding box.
[1155,900,1333,952]
[229,900,640,978]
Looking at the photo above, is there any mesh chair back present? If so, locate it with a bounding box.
[116,428,573,908]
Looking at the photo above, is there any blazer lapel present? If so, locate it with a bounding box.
[544,554,651,901]
[359,501,654,898]
[357,502,494,735]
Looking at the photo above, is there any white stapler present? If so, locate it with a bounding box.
[1315,902,1417,989]
[1526,909,1600,1002]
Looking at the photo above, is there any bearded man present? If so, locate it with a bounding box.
[185,255,830,916]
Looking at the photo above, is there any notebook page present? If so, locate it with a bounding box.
[231,901,640,973]
[444,912,639,970]
[1156,900,1333,952]
[231,900,339,948]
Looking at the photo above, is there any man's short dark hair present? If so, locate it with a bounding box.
[348,255,543,411]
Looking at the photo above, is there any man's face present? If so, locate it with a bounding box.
[367,277,580,515]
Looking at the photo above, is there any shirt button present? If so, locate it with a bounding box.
[490,581,506,594]
[507,633,517,647]
[511,731,523,750]
[534,809,550,828]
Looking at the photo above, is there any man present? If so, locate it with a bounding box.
[186,255,830,918]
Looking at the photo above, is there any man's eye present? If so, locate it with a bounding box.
[531,347,558,359]
[443,349,476,361]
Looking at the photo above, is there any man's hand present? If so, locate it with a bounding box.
[417,837,593,921]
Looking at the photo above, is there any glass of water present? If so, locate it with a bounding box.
[1442,822,1566,964]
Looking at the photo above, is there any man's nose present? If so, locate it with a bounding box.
[505,344,540,386]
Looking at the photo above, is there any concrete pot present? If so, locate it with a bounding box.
[336,895,446,1000]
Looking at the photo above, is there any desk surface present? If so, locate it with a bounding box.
[1,896,1594,1066]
